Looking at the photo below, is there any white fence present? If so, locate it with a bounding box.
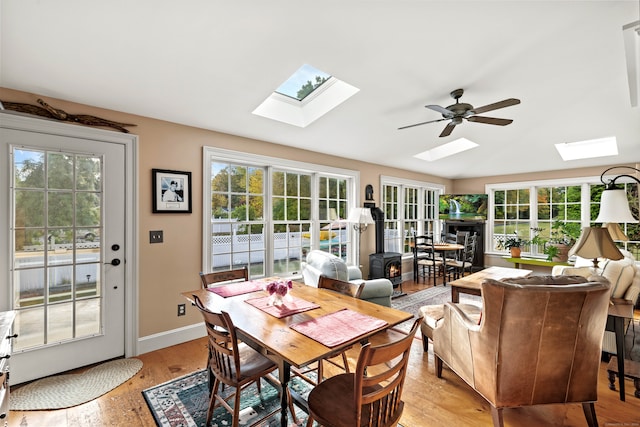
[211,230,349,268]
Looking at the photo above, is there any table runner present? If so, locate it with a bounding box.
[245,296,320,319]
[207,280,264,298]
[290,308,388,348]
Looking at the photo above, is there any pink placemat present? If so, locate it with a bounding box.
[245,296,320,319]
[207,280,264,298]
[290,309,388,348]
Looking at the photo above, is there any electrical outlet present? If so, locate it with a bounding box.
[177,303,186,316]
[150,230,163,243]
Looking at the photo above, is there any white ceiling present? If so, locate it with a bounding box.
[2,1,639,179]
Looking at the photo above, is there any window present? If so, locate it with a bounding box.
[381,176,444,255]
[204,147,358,278]
[211,162,266,277]
[487,178,639,259]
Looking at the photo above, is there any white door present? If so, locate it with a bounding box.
[1,119,130,384]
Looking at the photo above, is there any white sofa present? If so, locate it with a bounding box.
[552,249,640,356]
[301,250,394,307]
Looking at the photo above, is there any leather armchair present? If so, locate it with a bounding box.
[433,275,611,427]
[301,250,394,307]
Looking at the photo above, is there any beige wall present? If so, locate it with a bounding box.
[2,88,633,341]
[1,88,452,337]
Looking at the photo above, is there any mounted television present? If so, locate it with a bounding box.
[439,194,488,221]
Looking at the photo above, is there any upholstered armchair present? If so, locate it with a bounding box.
[301,250,394,307]
[552,249,640,355]
[433,275,611,427]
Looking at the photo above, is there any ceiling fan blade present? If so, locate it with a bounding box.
[398,117,448,130]
[470,98,520,115]
[439,122,457,137]
[425,104,454,117]
[467,116,513,126]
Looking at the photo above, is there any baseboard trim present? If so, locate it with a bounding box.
[137,322,206,355]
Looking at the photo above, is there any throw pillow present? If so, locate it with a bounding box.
[600,257,635,299]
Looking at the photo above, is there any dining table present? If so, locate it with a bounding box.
[182,279,413,426]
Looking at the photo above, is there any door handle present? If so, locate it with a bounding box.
[105,258,121,266]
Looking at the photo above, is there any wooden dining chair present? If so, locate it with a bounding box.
[192,295,293,427]
[413,233,442,287]
[199,266,248,289]
[305,318,421,427]
[293,276,366,387]
[448,232,477,280]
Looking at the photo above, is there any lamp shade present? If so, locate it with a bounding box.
[604,223,629,242]
[595,188,638,223]
[347,207,374,225]
[568,227,623,261]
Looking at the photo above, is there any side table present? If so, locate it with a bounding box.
[607,356,640,399]
[607,299,635,401]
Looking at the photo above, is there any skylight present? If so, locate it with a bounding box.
[253,64,359,128]
[554,136,618,161]
[414,138,479,161]
[275,64,331,101]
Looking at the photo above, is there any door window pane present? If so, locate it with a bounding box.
[12,148,104,351]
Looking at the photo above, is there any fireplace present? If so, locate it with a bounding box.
[369,252,402,287]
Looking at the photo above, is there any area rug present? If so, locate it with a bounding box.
[10,357,143,410]
[143,369,311,427]
[391,285,481,333]
[144,370,407,427]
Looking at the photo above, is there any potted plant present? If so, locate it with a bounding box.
[545,220,581,262]
[496,233,528,258]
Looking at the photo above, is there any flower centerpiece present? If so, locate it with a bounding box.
[265,279,293,306]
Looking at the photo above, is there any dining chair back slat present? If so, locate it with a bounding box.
[318,275,364,299]
[199,267,248,289]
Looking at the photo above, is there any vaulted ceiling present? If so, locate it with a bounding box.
[2,1,639,179]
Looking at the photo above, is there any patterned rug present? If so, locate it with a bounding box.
[391,285,481,333]
[144,369,408,427]
[143,369,312,427]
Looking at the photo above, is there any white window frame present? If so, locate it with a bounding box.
[380,175,445,257]
[203,147,359,277]
[486,175,601,257]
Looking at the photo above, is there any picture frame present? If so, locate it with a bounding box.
[152,169,192,213]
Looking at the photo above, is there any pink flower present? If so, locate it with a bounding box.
[266,282,278,295]
[276,283,288,296]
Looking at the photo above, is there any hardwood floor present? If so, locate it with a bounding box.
[8,279,640,427]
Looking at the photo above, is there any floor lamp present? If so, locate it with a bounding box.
[595,166,639,224]
[347,207,374,268]
[595,165,639,244]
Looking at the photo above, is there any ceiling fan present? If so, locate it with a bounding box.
[398,89,521,137]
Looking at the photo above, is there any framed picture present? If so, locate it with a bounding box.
[152,169,192,213]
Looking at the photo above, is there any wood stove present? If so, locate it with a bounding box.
[369,252,402,287]
[366,204,404,296]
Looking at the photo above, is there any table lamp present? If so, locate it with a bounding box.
[604,222,629,242]
[568,227,623,269]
